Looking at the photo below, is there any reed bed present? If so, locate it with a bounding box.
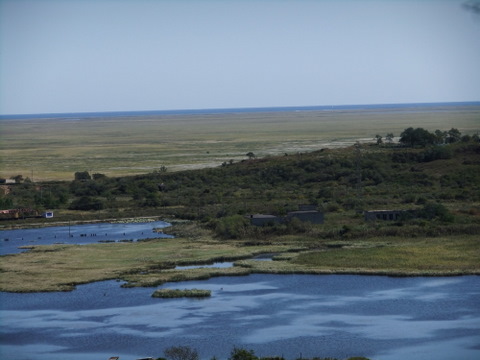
[0,235,296,292]
[151,288,211,298]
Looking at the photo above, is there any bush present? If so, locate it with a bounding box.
[68,196,105,211]
[420,146,452,162]
[214,215,250,239]
[229,347,258,360]
[418,202,454,222]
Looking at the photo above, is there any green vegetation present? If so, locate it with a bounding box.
[152,288,211,298]
[0,123,479,292]
[0,229,295,292]
[290,235,479,276]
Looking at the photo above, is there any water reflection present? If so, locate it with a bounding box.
[1,274,479,360]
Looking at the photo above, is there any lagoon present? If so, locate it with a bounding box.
[0,220,172,255]
[1,274,479,360]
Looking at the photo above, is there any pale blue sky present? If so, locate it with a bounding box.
[1,0,479,115]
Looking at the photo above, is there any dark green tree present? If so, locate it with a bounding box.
[74,171,91,181]
[399,127,436,147]
[446,128,462,143]
[434,129,447,144]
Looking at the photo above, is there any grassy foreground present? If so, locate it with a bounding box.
[0,222,478,292]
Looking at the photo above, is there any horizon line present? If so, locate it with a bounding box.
[1,100,480,119]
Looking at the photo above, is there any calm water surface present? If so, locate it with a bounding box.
[1,274,479,360]
[0,221,172,255]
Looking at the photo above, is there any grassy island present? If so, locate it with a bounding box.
[152,288,211,298]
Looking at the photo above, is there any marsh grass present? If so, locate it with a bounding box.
[0,232,296,292]
[2,223,478,292]
[290,235,480,276]
[151,288,211,298]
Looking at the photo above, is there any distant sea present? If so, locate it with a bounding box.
[1,101,479,120]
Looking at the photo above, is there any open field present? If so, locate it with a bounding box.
[1,104,479,180]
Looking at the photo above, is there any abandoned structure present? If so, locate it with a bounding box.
[364,209,415,222]
[249,205,324,226]
[249,214,282,226]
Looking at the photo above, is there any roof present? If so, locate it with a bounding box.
[250,214,277,218]
[288,210,320,215]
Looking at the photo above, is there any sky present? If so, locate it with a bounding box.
[0,0,479,115]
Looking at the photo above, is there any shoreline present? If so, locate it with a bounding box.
[2,250,479,294]
[1,219,479,293]
[2,268,478,294]
[0,216,172,230]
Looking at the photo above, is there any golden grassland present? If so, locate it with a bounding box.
[0,222,478,293]
[1,105,479,180]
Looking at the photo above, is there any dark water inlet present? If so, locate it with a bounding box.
[0,220,172,255]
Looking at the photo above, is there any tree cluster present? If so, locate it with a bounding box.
[398,127,472,147]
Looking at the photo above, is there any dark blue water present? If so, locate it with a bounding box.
[0,221,172,255]
[1,101,479,120]
[1,274,479,360]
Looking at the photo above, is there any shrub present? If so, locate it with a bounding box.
[214,215,250,239]
[68,196,105,211]
[418,202,454,222]
[420,146,452,162]
[229,347,258,360]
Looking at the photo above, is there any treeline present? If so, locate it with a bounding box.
[156,345,370,360]
[398,127,473,147]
